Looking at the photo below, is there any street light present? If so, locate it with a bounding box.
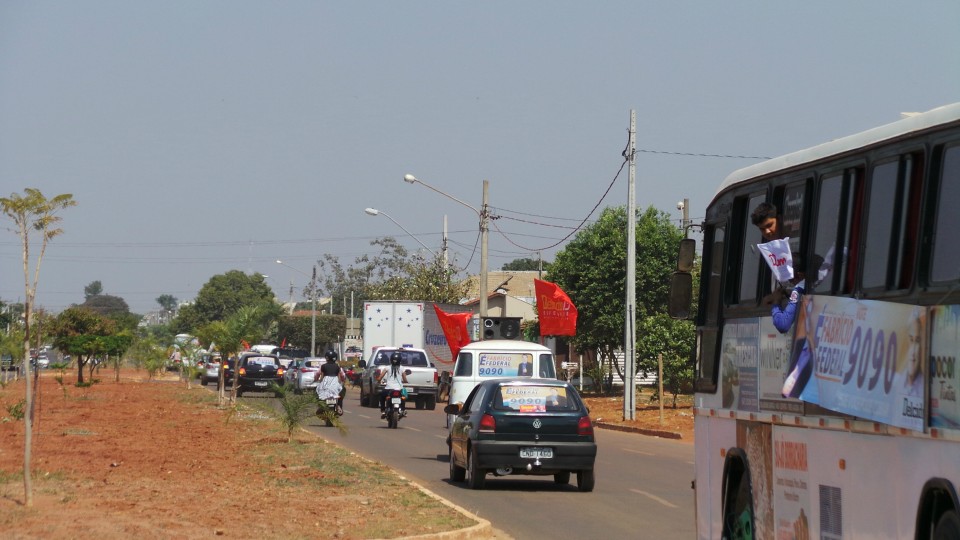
[403,173,490,319]
[276,259,317,356]
[364,207,438,257]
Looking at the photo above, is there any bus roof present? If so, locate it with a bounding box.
[716,102,960,198]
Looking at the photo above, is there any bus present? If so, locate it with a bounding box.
[671,103,960,539]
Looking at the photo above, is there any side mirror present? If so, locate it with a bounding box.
[444,403,461,415]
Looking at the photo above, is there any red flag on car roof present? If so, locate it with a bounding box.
[241,340,250,350]
[280,337,287,348]
[433,304,473,360]
[534,279,578,336]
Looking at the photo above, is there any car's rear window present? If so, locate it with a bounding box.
[493,385,577,413]
[374,350,429,367]
[245,356,278,366]
[303,360,324,368]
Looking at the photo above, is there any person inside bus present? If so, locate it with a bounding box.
[751,203,811,397]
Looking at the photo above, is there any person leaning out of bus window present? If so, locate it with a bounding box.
[751,203,811,397]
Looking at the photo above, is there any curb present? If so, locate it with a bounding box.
[388,480,495,540]
[594,421,683,440]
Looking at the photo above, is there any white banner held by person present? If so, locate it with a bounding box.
[757,237,794,283]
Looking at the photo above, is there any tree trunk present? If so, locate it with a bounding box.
[22,313,34,507]
[77,356,86,384]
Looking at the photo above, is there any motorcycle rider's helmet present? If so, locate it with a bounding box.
[325,350,339,362]
[390,351,402,366]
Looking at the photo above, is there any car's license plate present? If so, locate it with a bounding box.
[520,447,553,459]
[254,381,268,387]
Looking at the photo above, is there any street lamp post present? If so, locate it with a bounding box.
[403,173,490,319]
[276,260,317,356]
[363,208,438,257]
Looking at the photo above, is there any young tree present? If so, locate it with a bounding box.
[51,306,117,384]
[549,205,685,385]
[0,188,76,507]
[84,280,103,299]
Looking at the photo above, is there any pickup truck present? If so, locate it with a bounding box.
[358,347,439,410]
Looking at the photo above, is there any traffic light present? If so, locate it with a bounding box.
[481,317,522,340]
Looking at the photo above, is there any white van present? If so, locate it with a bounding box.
[447,340,557,424]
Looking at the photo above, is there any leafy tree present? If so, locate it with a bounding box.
[171,271,277,333]
[0,187,75,507]
[502,257,549,272]
[636,313,696,406]
[156,294,178,312]
[81,294,131,317]
[84,280,103,299]
[276,313,347,355]
[51,306,117,384]
[318,237,468,309]
[549,205,685,385]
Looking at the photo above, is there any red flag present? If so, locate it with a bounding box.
[433,304,473,360]
[534,279,578,336]
[280,337,287,348]
[241,339,250,350]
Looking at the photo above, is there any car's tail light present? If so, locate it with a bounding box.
[577,416,594,436]
[479,414,496,433]
[277,368,285,376]
[238,367,246,376]
[433,371,439,384]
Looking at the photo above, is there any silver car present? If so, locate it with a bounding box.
[287,358,325,394]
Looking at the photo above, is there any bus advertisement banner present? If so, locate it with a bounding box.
[795,296,925,431]
[720,319,760,411]
[759,317,804,414]
[930,305,960,429]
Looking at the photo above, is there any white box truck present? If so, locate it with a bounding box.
[361,300,473,373]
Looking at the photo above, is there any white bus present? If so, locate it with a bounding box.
[671,103,960,539]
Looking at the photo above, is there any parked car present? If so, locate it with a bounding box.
[446,378,597,492]
[231,353,285,397]
[284,358,325,394]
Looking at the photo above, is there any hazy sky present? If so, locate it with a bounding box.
[2,1,958,314]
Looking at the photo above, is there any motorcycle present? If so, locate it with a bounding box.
[383,388,406,429]
[316,378,344,427]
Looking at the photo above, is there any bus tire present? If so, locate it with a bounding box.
[722,455,754,540]
[935,510,960,540]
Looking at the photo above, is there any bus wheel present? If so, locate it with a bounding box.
[722,468,754,540]
[935,510,960,540]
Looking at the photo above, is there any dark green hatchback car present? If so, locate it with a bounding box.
[445,378,597,491]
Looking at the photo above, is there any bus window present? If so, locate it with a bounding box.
[779,181,807,256]
[893,153,924,289]
[812,170,859,295]
[931,145,960,283]
[861,160,899,290]
[736,195,765,304]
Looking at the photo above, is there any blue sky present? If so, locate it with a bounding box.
[1,1,958,314]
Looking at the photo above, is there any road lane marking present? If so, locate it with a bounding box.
[630,488,678,508]
[622,448,654,456]
[405,427,422,432]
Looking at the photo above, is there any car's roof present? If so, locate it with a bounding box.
[480,377,570,388]
[459,340,551,353]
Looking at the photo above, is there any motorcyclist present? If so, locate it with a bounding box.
[315,350,346,414]
[377,351,408,419]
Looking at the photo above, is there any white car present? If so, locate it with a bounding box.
[287,358,325,394]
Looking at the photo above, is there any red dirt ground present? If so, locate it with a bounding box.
[0,369,692,539]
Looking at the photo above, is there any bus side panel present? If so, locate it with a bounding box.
[772,426,954,539]
[695,415,736,540]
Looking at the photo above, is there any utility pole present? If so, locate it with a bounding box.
[480,180,490,319]
[624,110,637,421]
[442,215,449,268]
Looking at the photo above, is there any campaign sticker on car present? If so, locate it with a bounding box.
[520,447,553,459]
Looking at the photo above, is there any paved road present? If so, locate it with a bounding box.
[281,387,697,539]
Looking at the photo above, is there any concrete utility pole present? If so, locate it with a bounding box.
[624,110,637,421]
[480,180,490,319]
